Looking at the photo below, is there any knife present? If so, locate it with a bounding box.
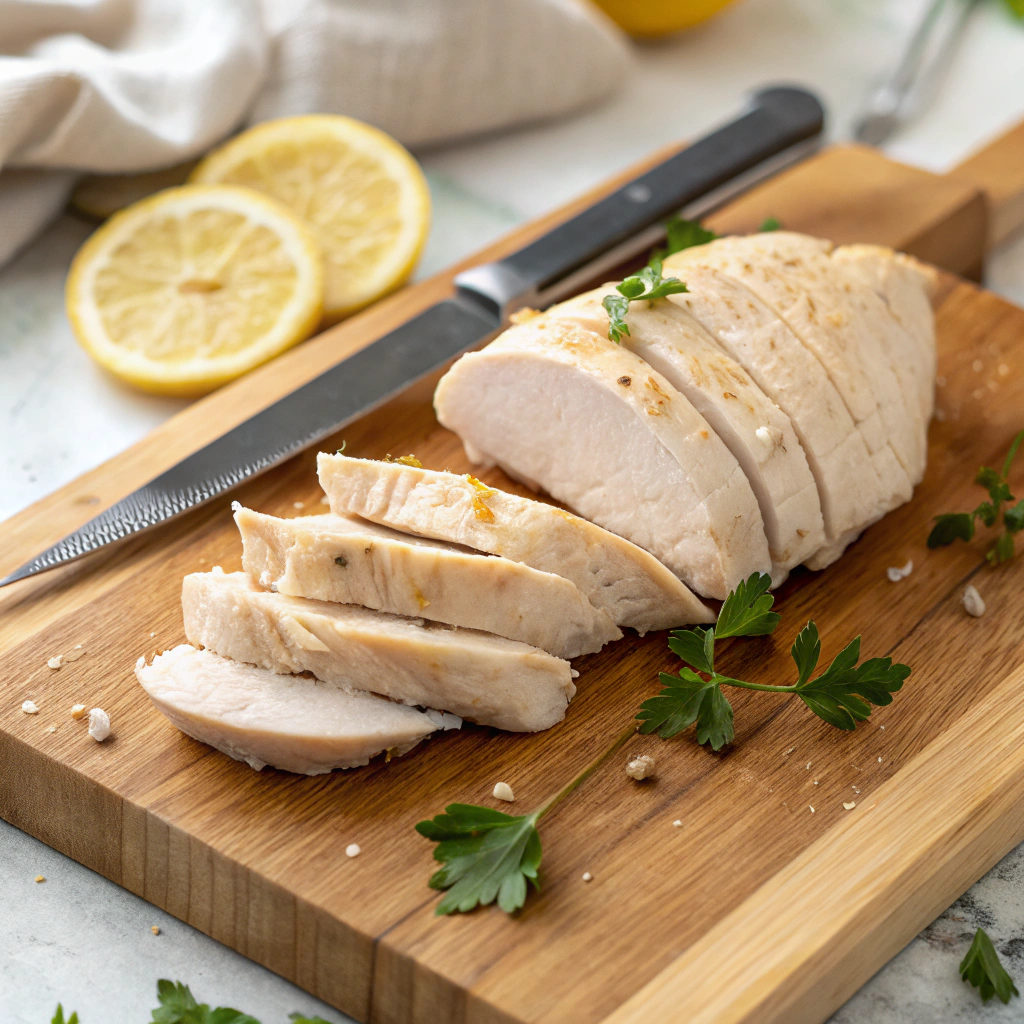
[1,85,824,588]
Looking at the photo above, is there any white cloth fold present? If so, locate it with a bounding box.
[0,0,630,265]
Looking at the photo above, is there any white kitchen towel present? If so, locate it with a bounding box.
[0,0,630,266]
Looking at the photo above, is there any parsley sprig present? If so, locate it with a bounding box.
[143,979,331,1023]
[928,429,1024,565]
[417,726,634,915]
[960,928,1020,1004]
[602,255,689,343]
[53,1007,79,1024]
[637,573,909,750]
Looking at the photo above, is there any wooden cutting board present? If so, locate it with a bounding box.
[3,120,1024,1024]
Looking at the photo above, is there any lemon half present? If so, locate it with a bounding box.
[66,184,324,396]
[190,115,431,321]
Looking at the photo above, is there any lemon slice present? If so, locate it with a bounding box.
[190,115,431,320]
[66,185,324,396]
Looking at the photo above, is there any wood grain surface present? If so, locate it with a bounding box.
[3,123,1024,1024]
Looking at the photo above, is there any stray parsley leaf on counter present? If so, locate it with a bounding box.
[602,255,689,343]
[152,980,260,1024]
[638,573,909,750]
[928,429,1024,565]
[52,1007,79,1024]
[960,928,1020,1004]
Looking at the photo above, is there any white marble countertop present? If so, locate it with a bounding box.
[4,0,1024,1020]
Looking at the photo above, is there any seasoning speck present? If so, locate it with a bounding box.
[70,704,87,720]
[886,560,913,582]
[345,843,361,858]
[582,872,593,882]
[493,781,515,802]
[88,708,111,742]
[962,584,986,618]
[843,801,856,811]
[21,700,39,715]
[625,754,655,780]
[151,926,161,935]
[334,555,348,567]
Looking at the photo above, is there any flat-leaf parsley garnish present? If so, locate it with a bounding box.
[637,573,909,750]
[602,255,689,343]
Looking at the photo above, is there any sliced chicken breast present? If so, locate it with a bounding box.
[666,266,893,564]
[432,317,771,599]
[831,244,937,420]
[545,286,824,576]
[183,570,574,733]
[665,235,915,506]
[234,504,622,658]
[136,644,459,774]
[318,454,714,627]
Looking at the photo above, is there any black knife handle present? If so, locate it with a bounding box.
[455,86,824,318]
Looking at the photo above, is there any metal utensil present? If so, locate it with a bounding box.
[1,86,825,588]
[853,0,979,147]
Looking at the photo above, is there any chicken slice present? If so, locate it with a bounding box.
[183,570,574,733]
[234,504,621,658]
[545,286,824,577]
[831,244,937,421]
[666,266,893,564]
[135,644,459,775]
[665,235,916,503]
[318,454,713,627]
[432,317,771,599]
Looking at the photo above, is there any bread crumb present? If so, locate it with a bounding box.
[582,871,592,882]
[783,747,795,756]
[151,926,160,935]
[809,806,815,814]
[21,700,39,715]
[47,655,63,670]
[962,584,986,617]
[625,754,655,780]
[35,875,45,883]
[843,801,856,811]
[70,704,87,720]
[88,708,111,742]
[886,560,913,582]
[813,780,819,785]
[877,756,883,763]
[672,819,682,827]
[345,843,361,858]
[149,632,156,638]
[805,762,812,770]
[493,781,515,802]
[47,725,56,734]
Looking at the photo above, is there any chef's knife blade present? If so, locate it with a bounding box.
[1,85,824,588]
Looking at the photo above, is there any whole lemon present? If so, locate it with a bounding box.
[592,0,738,37]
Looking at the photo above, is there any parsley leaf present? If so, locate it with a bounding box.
[663,216,718,256]
[289,1016,333,1023]
[52,1007,79,1024]
[928,429,1024,565]
[602,255,689,342]
[152,980,260,1024]
[960,928,1020,1004]
[759,216,782,232]
[714,571,781,638]
[416,804,542,915]
[790,623,909,730]
[638,574,908,750]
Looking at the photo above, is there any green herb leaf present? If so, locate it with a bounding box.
[52,1006,80,1024]
[715,571,780,638]
[637,667,725,741]
[759,216,782,232]
[602,256,689,343]
[960,928,1020,1004]
[1004,0,1024,18]
[793,626,909,730]
[289,1016,334,1023]
[416,804,542,915]
[667,626,714,675]
[152,980,260,1024]
[663,216,718,256]
[790,621,820,686]
[1005,499,1024,534]
[928,512,975,547]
